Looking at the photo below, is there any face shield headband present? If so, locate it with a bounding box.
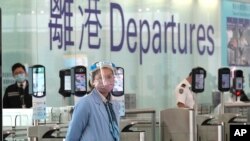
[90,61,116,73]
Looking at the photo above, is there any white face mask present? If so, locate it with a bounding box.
[15,73,26,83]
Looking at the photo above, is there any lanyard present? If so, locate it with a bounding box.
[104,102,120,141]
[105,102,117,124]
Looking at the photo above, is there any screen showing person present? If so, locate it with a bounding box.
[222,74,230,89]
[33,67,45,93]
[112,67,124,96]
[195,74,204,90]
[191,67,206,93]
[75,73,86,91]
[113,68,123,92]
[235,77,243,90]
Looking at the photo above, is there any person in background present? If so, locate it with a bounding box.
[66,61,120,141]
[213,74,249,114]
[3,63,32,108]
[175,67,206,109]
[229,76,249,102]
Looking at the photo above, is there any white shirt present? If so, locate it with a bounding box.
[175,79,194,109]
[17,80,27,89]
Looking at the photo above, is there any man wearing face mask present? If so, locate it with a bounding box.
[66,61,120,141]
[3,63,32,108]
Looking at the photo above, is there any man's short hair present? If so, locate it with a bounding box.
[12,63,26,73]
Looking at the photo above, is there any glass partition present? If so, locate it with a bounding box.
[1,0,240,115]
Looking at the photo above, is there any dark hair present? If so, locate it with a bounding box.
[87,80,94,94]
[189,67,206,78]
[91,69,100,83]
[88,80,93,90]
[12,63,26,73]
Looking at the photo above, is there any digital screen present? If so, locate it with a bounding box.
[75,73,86,91]
[113,68,124,92]
[222,74,230,89]
[195,74,204,89]
[236,77,243,90]
[33,67,45,93]
[64,75,71,91]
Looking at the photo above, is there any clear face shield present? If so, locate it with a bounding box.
[90,61,116,93]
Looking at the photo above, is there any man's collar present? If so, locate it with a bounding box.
[17,80,27,89]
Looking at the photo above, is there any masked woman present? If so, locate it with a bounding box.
[66,61,120,141]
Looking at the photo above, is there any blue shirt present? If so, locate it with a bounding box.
[65,88,120,141]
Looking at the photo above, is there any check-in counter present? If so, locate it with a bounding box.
[121,108,156,141]
[197,115,224,141]
[120,118,145,141]
[218,113,242,141]
[220,102,250,141]
[3,129,15,141]
[3,109,33,141]
[224,102,250,121]
[3,108,70,141]
[27,124,67,141]
[121,131,145,141]
[160,108,195,141]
